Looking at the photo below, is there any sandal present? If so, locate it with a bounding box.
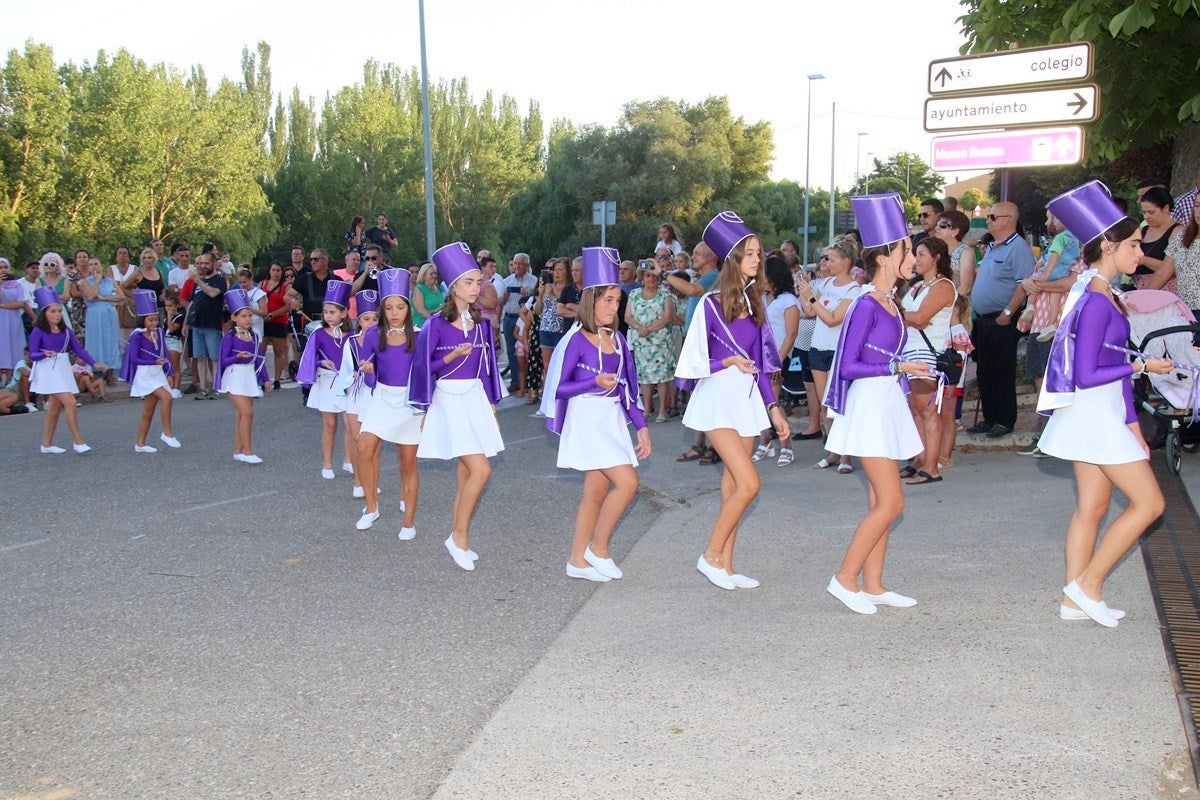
[525,394,539,404]
[837,462,854,474]
[898,464,918,479]
[906,470,943,485]
[751,443,776,462]
[777,448,794,467]
[699,449,722,465]
[676,446,706,462]
[813,457,833,470]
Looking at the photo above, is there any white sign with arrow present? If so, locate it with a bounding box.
[928,42,1093,95]
[924,85,1099,133]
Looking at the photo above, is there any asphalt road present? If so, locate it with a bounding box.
[0,387,660,799]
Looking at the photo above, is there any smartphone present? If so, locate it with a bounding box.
[638,259,653,271]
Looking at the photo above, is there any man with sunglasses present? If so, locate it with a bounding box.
[967,201,1036,439]
[294,249,334,320]
[913,198,944,251]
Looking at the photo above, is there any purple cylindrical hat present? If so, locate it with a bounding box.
[225,288,252,315]
[1046,180,1126,244]
[432,242,481,288]
[581,246,621,290]
[355,289,381,315]
[132,288,158,317]
[703,211,755,263]
[852,193,909,248]
[377,268,411,301]
[323,279,352,309]
[33,285,61,310]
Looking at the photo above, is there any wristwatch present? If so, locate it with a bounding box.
[1000,307,1012,317]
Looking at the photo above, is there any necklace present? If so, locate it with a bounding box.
[235,325,253,337]
[386,327,406,337]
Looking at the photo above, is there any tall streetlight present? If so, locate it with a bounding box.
[802,73,825,268]
[864,152,875,194]
[828,102,836,244]
[855,132,868,194]
[418,0,436,260]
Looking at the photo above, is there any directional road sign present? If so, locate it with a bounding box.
[928,42,1093,95]
[930,126,1085,171]
[924,85,1098,133]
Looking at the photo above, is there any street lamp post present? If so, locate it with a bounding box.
[418,0,436,260]
[803,73,825,269]
[864,152,874,194]
[855,131,868,195]
[828,101,836,244]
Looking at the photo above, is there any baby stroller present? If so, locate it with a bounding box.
[1124,289,1200,474]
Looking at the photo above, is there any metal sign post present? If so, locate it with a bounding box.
[592,200,616,247]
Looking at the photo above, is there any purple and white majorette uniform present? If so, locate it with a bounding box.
[823,287,924,460]
[29,326,95,395]
[333,329,371,417]
[409,313,505,459]
[297,327,347,412]
[675,293,780,437]
[216,329,269,397]
[541,323,646,470]
[357,327,423,445]
[1037,283,1145,464]
[120,328,173,397]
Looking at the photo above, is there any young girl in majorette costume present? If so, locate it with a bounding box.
[120,288,181,453]
[297,280,353,480]
[217,288,272,463]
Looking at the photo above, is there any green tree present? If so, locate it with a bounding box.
[864,152,944,200]
[960,187,988,211]
[957,0,1200,161]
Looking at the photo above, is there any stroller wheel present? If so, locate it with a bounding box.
[1166,430,1182,475]
[288,360,299,381]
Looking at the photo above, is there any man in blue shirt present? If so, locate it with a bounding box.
[967,202,1036,438]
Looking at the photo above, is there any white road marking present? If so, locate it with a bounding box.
[183,491,278,512]
[505,435,547,446]
[0,538,50,552]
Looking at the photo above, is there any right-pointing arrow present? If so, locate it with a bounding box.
[1067,92,1088,116]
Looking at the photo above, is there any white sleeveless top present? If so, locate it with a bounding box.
[901,277,956,360]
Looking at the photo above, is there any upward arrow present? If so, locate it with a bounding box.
[934,67,952,88]
[1067,91,1089,116]
[1052,135,1076,160]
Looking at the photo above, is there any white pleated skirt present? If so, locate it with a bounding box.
[219,364,263,398]
[360,383,423,445]
[130,364,170,398]
[337,381,370,417]
[417,378,504,460]
[1039,381,1146,464]
[682,365,770,437]
[825,375,923,460]
[558,394,639,471]
[31,355,78,395]
[306,368,340,413]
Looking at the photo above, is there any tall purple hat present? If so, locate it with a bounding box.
[323,279,352,309]
[355,289,381,315]
[432,242,481,288]
[703,211,756,263]
[851,193,908,248]
[132,288,158,317]
[33,285,61,310]
[225,288,252,315]
[377,268,411,301]
[581,246,621,289]
[1046,180,1126,244]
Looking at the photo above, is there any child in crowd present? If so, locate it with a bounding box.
[120,289,181,453]
[297,280,352,480]
[164,295,184,396]
[29,285,107,453]
[217,288,272,463]
[335,290,380,498]
[356,272,423,537]
[5,346,35,412]
[72,359,108,401]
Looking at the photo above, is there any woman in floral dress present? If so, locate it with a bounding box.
[625,268,676,422]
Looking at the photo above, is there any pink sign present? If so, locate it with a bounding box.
[931,126,1084,171]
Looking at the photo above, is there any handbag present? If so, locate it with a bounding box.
[917,328,963,384]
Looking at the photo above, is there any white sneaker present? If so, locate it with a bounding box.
[584,546,623,579]
[356,511,380,530]
[321,467,335,480]
[697,555,735,590]
[134,444,158,454]
[25,403,38,413]
[1060,602,1126,621]
[160,434,181,448]
[566,563,611,582]
[863,590,917,607]
[72,443,92,454]
[352,485,365,498]
[40,445,65,454]
[169,388,182,399]
[342,461,354,474]
[397,526,416,541]
[827,576,877,614]
[235,453,263,464]
[445,537,475,571]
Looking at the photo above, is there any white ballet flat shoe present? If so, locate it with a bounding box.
[466,549,479,561]
[585,546,623,579]
[134,444,158,454]
[352,486,365,498]
[321,467,335,480]
[356,511,380,531]
[1060,602,1125,621]
[342,461,354,474]
[72,443,92,454]
[827,576,877,615]
[397,526,416,541]
[727,572,761,589]
[240,454,263,464]
[566,563,611,582]
[1063,580,1118,627]
[159,434,181,448]
[697,555,735,590]
[445,537,475,571]
[40,445,66,454]
[863,590,917,608]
